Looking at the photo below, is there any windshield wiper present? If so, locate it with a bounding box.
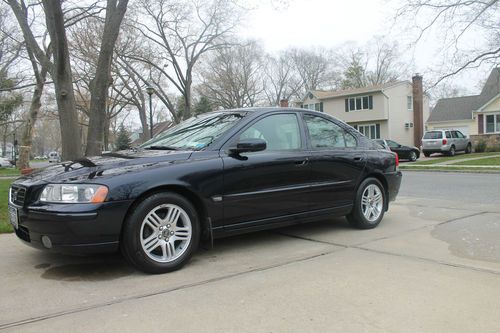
[145,145,179,150]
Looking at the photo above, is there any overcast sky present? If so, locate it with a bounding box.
[238,0,491,94]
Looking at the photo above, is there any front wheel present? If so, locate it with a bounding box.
[346,178,385,229]
[121,192,200,274]
[465,143,472,154]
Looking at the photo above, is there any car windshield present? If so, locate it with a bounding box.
[423,131,442,139]
[141,112,244,150]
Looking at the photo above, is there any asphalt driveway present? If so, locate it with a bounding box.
[1,171,500,332]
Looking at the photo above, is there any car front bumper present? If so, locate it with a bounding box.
[10,200,134,254]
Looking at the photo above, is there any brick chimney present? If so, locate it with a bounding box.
[412,74,424,148]
[279,99,289,108]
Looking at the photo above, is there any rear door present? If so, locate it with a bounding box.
[221,112,311,226]
[302,113,366,211]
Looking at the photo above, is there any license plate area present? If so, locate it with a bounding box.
[8,206,18,230]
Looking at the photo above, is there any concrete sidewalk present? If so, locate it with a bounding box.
[1,196,500,332]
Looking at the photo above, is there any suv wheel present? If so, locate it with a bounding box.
[121,192,200,274]
[448,146,456,156]
[465,143,472,154]
[347,178,385,229]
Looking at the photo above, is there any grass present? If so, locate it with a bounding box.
[412,152,499,165]
[0,168,20,176]
[454,157,500,166]
[0,179,13,233]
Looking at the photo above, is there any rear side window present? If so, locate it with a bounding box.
[304,115,356,149]
[445,131,451,139]
[423,131,442,139]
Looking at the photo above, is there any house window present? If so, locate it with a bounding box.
[485,114,500,133]
[358,123,380,139]
[345,95,373,112]
[303,103,322,111]
[407,96,413,110]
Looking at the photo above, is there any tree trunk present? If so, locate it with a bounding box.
[103,115,110,151]
[85,0,128,156]
[184,77,192,120]
[42,0,81,161]
[18,78,46,169]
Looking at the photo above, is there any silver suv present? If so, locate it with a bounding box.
[421,130,471,157]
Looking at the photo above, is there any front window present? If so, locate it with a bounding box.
[358,123,380,139]
[345,95,373,112]
[239,114,301,150]
[485,114,500,133]
[141,112,244,150]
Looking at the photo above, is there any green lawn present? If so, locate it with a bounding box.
[0,168,20,176]
[413,152,499,165]
[454,157,500,166]
[0,179,13,233]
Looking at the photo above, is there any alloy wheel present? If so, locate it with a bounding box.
[361,184,383,222]
[139,204,192,263]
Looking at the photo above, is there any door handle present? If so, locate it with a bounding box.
[294,158,309,166]
[353,156,364,161]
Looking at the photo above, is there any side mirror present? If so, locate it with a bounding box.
[229,138,266,155]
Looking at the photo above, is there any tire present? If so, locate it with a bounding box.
[346,177,386,229]
[121,192,200,274]
[423,152,431,157]
[448,146,455,156]
[465,143,472,154]
[409,151,418,162]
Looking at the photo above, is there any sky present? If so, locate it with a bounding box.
[237,0,491,95]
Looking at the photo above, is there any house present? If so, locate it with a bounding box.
[426,68,500,150]
[130,121,174,146]
[301,75,429,147]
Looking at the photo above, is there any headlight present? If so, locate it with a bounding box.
[39,184,108,203]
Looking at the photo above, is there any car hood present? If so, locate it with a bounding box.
[14,149,194,185]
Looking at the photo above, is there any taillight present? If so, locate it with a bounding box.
[395,153,399,169]
[442,139,447,145]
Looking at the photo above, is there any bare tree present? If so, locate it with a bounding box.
[289,47,338,94]
[197,41,264,109]
[338,38,405,89]
[85,0,128,156]
[396,0,500,86]
[263,50,303,106]
[130,0,241,119]
[8,0,81,160]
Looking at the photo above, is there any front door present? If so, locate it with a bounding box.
[221,113,311,227]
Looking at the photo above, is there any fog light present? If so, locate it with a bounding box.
[41,235,52,249]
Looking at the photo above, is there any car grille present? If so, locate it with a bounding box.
[10,185,27,206]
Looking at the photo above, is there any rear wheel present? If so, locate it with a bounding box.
[448,146,456,156]
[347,178,385,229]
[121,192,200,274]
[409,151,418,162]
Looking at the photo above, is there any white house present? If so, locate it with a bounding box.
[301,76,430,147]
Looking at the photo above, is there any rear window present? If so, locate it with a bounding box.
[423,131,442,139]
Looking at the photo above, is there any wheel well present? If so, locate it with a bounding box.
[362,173,389,211]
[119,185,209,244]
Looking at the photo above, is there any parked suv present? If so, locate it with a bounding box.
[421,130,471,157]
[48,151,60,163]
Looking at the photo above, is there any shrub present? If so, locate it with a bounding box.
[475,140,487,153]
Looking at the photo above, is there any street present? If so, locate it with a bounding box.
[1,171,500,332]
